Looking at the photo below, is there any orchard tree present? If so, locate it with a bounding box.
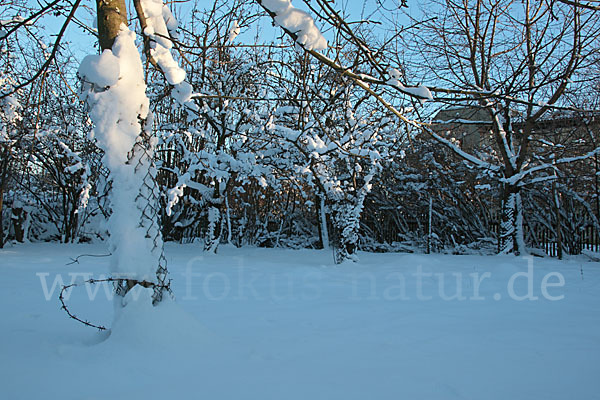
[266,51,399,263]
[77,0,194,308]
[401,0,600,254]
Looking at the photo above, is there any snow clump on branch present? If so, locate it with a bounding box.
[262,0,327,51]
[139,0,198,113]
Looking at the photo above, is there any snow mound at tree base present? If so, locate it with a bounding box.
[106,288,218,353]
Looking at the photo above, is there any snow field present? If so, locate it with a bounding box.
[0,243,598,400]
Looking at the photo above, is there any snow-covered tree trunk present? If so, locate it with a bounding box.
[332,201,360,263]
[333,203,359,264]
[79,0,169,306]
[204,204,222,253]
[203,180,226,253]
[0,90,21,248]
[331,178,374,264]
[499,186,526,255]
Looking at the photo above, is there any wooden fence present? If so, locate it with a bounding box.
[489,221,599,257]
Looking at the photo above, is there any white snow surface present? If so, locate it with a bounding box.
[1,243,599,399]
[262,0,327,51]
[78,50,120,88]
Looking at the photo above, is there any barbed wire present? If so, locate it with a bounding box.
[59,277,173,331]
[59,114,173,330]
[65,253,112,266]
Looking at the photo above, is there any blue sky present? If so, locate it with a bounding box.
[24,0,418,60]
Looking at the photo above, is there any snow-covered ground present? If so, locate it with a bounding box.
[1,243,598,400]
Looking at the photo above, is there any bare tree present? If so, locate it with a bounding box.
[400,0,600,254]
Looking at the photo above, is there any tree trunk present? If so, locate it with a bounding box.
[97,0,128,51]
[204,205,222,253]
[499,185,525,255]
[333,202,360,263]
[0,145,11,248]
[427,196,433,254]
[225,193,232,244]
[553,181,563,260]
[318,195,329,249]
[90,0,169,304]
[11,204,25,243]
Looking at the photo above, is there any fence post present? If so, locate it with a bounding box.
[553,180,563,260]
[426,196,432,254]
